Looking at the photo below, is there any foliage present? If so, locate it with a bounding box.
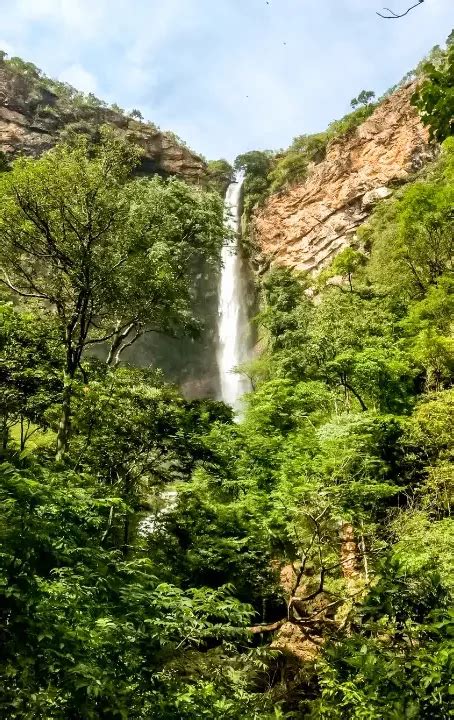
[227,133,453,715]
[0,460,255,719]
[412,41,454,142]
[364,138,454,298]
[234,150,274,224]
[0,303,62,452]
[318,247,367,292]
[268,133,328,194]
[0,42,453,720]
[206,159,234,194]
[326,102,376,138]
[313,564,453,720]
[0,129,226,455]
[129,108,144,121]
[350,89,376,109]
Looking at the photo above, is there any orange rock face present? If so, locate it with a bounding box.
[252,84,433,273]
[0,66,206,184]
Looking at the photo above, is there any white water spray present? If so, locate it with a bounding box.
[217,178,252,413]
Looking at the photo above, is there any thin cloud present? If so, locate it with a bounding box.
[0,0,452,160]
[59,63,98,94]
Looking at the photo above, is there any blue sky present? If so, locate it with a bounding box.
[0,0,452,161]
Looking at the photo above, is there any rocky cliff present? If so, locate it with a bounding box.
[0,63,206,183]
[252,84,434,273]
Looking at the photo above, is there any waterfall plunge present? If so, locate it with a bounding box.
[134,180,253,541]
[217,178,252,413]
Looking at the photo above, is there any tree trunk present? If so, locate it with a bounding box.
[339,522,360,578]
[123,514,131,556]
[106,323,135,367]
[20,416,25,452]
[56,370,74,461]
[343,380,368,412]
[1,416,8,453]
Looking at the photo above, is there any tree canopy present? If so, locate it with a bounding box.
[0,128,226,456]
[412,40,454,142]
[0,39,453,720]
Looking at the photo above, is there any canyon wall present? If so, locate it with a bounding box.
[252,84,434,273]
[0,64,206,183]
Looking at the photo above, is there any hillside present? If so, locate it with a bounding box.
[0,54,206,183]
[252,83,434,272]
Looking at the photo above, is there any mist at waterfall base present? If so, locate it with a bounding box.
[217,177,253,414]
[136,178,254,539]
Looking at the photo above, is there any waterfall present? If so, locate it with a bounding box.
[136,490,178,537]
[217,177,252,413]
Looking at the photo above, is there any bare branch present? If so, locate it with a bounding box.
[248,619,287,635]
[101,505,115,544]
[109,327,144,367]
[249,585,370,636]
[84,320,137,346]
[377,0,424,19]
[0,270,48,299]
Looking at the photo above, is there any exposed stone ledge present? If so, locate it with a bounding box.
[0,66,207,184]
[252,84,435,273]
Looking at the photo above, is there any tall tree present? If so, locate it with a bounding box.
[0,128,225,457]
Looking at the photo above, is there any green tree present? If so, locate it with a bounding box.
[365,138,454,298]
[350,90,375,109]
[6,56,41,79]
[207,159,234,194]
[0,129,225,457]
[0,303,62,452]
[313,562,453,720]
[234,150,274,222]
[129,108,143,120]
[319,246,367,292]
[268,133,328,193]
[0,129,141,456]
[234,150,273,178]
[412,42,454,142]
[69,367,229,549]
[0,459,254,719]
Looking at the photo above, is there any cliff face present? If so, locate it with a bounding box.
[0,65,206,183]
[252,84,434,273]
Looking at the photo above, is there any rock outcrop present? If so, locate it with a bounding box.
[0,65,206,183]
[252,84,434,273]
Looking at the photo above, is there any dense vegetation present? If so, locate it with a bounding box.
[206,159,235,195]
[412,38,454,142]
[0,37,453,720]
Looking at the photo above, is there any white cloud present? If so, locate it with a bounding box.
[59,63,98,94]
[15,0,56,20]
[15,0,109,39]
[0,0,453,159]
